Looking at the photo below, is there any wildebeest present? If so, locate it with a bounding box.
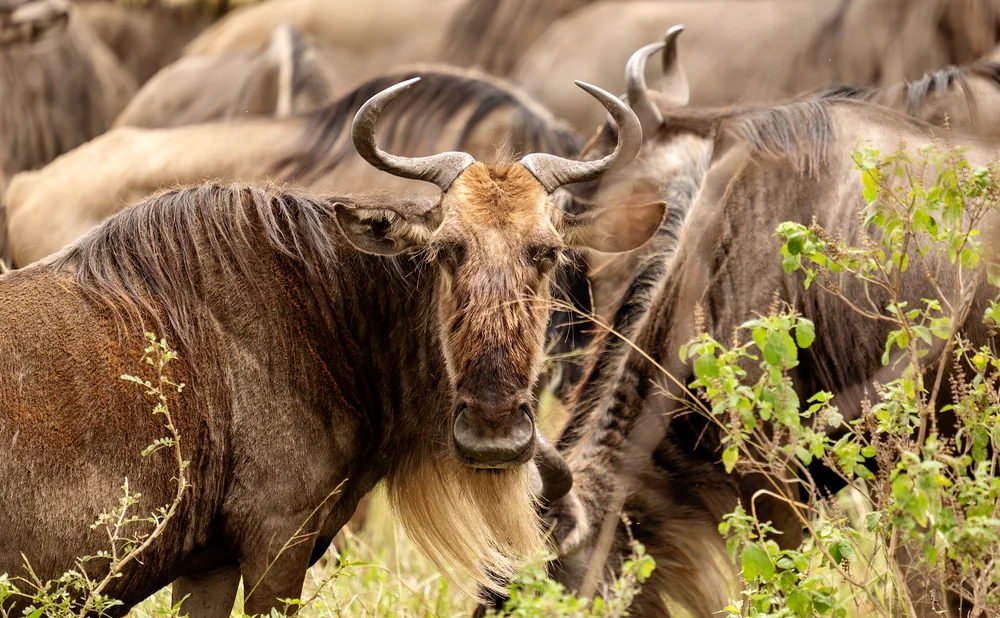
[0,78,661,616]
[73,0,211,86]
[513,0,1000,130]
[182,0,465,86]
[0,0,135,183]
[544,96,1000,617]
[113,23,338,129]
[5,66,581,267]
[812,60,1000,139]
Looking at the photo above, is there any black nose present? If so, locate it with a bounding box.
[452,401,535,468]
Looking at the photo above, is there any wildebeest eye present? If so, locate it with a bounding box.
[529,246,560,271]
[432,242,465,269]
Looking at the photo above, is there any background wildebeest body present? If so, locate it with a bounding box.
[546,98,1000,617]
[73,0,212,85]
[440,0,606,76]
[814,60,1000,139]
[514,0,1000,131]
[182,0,465,87]
[0,0,134,184]
[113,23,338,129]
[4,67,581,267]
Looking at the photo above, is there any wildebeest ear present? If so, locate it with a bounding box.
[333,201,438,256]
[559,201,666,254]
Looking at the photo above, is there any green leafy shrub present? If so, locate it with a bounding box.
[687,144,1000,617]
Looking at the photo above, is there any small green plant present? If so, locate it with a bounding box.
[490,540,655,618]
[685,144,1000,617]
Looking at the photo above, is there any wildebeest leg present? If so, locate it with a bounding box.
[171,566,241,618]
[239,529,317,616]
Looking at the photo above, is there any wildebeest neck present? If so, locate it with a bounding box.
[48,183,455,460]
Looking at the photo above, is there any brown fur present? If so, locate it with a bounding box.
[808,60,1000,138]
[73,1,210,86]
[182,0,465,87]
[513,0,1000,131]
[114,23,338,129]
[548,99,1000,616]
[0,7,134,182]
[439,0,604,76]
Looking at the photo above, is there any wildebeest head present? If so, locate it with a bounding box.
[339,77,666,469]
[569,28,708,322]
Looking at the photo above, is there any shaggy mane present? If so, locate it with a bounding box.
[279,66,581,182]
[716,100,838,175]
[51,183,353,349]
[808,61,1000,120]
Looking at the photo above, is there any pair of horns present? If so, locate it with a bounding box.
[352,77,642,193]
[625,24,690,132]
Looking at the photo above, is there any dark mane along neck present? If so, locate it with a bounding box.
[51,184,438,373]
[278,66,581,183]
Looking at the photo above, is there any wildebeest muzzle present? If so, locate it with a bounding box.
[452,395,535,468]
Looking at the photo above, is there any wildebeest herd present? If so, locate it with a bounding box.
[1,0,1000,616]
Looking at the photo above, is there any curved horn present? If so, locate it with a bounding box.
[625,41,666,135]
[521,81,642,192]
[352,77,475,191]
[660,25,690,108]
[534,432,573,504]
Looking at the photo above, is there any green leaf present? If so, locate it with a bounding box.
[741,542,774,582]
[825,409,843,428]
[693,353,719,381]
[787,588,811,617]
[722,446,739,473]
[973,428,990,463]
[929,317,951,339]
[912,326,933,345]
[795,319,815,349]
[786,231,806,256]
[763,331,796,366]
[830,540,855,565]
